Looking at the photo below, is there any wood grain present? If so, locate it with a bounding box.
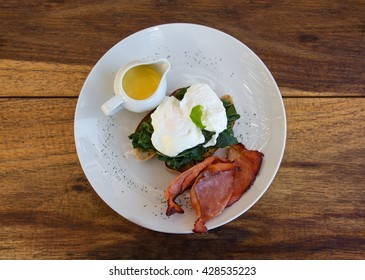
[0,60,91,97]
[0,0,364,260]
[0,98,364,259]
[1,0,364,97]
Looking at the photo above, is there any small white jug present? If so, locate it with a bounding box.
[101,58,171,115]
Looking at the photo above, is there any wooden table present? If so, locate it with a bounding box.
[1,1,364,260]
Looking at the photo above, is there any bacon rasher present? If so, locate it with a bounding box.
[164,156,230,216]
[226,143,264,207]
[190,162,238,233]
[164,143,264,233]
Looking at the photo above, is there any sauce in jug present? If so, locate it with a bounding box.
[122,65,161,100]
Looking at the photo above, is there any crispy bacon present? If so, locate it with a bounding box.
[190,162,238,233]
[226,143,264,207]
[164,156,229,216]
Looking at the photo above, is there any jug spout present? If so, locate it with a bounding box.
[152,58,171,76]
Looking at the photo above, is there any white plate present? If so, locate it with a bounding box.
[74,23,286,234]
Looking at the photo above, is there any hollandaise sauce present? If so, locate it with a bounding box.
[122,65,161,100]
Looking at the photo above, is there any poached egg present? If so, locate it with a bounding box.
[151,84,227,157]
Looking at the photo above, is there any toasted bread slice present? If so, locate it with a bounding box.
[132,88,236,172]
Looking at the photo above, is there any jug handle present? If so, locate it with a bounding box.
[101,95,124,116]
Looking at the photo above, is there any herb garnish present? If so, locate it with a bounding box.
[190,105,206,129]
